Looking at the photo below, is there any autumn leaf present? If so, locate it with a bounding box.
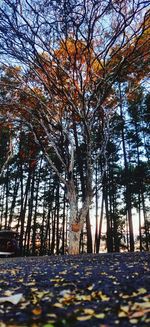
[53,302,64,308]
[76,294,91,301]
[32,307,42,315]
[94,313,105,319]
[83,308,95,315]
[46,314,57,319]
[118,311,128,318]
[129,319,139,324]
[76,315,92,321]
[0,293,23,305]
[87,284,95,291]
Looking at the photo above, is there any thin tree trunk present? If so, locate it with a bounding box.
[26,170,35,255]
[4,168,9,229]
[73,120,93,253]
[32,158,42,255]
[8,177,20,227]
[56,182,60,255]
[86,211,93,253]
[19,169,31,255]
[96,193,104,253]
[138,193,142,251]
[141,190,149,251]
[62,189,66,254]
[119,83,134,252]
[94,160,98,253]
[103,174,113,252]
[51,210,56,254]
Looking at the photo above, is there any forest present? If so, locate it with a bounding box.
[0,0,149,255]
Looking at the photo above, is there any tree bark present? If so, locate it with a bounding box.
[67,178,91,254]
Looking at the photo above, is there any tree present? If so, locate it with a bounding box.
[0,0,149,254]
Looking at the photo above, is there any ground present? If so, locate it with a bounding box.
[0,252,149,326]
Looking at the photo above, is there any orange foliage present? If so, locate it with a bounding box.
[34,38,103,102]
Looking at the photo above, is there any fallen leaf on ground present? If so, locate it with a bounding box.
[53,302,64,308]
[83,308,95,315]
[0,293,23,305]
[77,315,92,321]
[94,313,105,319]
[32,307,42,315]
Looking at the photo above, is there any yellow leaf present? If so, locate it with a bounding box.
[118,312,127,318]
[129,319,139,324]
[137,288,147,295]
[83,308,95,315]
[98,292,110,301]
[120,305,129,313]
[53,303,64,308]
[51,278,62,282]
[87,284,94,291]
[31,288,38,292]
[77,315,92,321]
[4,291,12,296]
[76,295,91,301]
[24,282,36,286]
[60,270,67,275]
[36,291,49,299]
[100,294,110,301]
[121,294,129,299]
[101,272,107,275]
[132,302,150,310]
[94,313,105,319]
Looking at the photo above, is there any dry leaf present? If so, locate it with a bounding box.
[120,305,129,313]
[129,319,139,324]
[47,313,57,318]
[94,313,105,319]
[53,302,64,308]
[87,284,94,291]
[118,311,127,318]
[76,294,91,301]
[59,289,71,296]
[137,288,147,295]
[32,307,42,315]
[98,291,110,301]
[83,308,95,315]
[77,315,92,321]
[0,293,23,305]
[130,310,145,318]
[132,302,150,310]
[3,290,12,296]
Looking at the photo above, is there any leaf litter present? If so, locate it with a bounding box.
[0,252,149,326]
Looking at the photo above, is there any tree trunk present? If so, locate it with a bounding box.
[96,194,104,253]
[86,211,93,253]
[8,176,19,227]
[119,83,134,252]
[72,120,93,253]
[67,178,91,254]
[4,168,9,229]
[68,193,79,254]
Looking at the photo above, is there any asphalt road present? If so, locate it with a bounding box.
[0,252,150,326]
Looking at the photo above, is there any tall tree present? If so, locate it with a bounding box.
[0,0,149,254]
